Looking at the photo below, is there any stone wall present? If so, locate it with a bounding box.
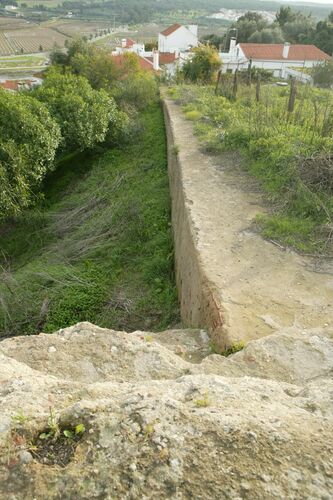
[163,99,229,349]
[162,96,333,350]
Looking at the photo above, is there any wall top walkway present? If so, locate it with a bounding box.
[163,96,333,348]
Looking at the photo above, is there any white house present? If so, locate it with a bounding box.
[111,24,199,77]
[220,39,331,80]
[113,38,145,56]
[158,23,198,53]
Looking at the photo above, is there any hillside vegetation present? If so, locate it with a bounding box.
[0,103,179,338]
[169,83,333,254]
[0,40,179,338]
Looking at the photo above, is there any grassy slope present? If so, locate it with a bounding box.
[0,103,180,338]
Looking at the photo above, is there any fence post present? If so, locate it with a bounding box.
[232,69,238,99]
[215,69,222,95]
[288,77,297,113]
[247,59,252,86]
[256,74,261,102]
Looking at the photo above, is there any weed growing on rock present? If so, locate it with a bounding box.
[171,144,180,156]
[9,406,86,468]
[221,341,245,357]
[210,340,245,356]
[194,391,211,407]
[31,408,86,467]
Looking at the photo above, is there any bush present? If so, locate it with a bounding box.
[35,69,118,151]
[182,45,221,84]
[111,71,159,111]
[184,110,201,121]
[312,61,333,88]
[0,90,60,218]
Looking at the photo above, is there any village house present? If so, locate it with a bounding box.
[220,39,331,81]
[113,38,145,56]
[158,23,198,53]
[111,23,198,77]
[0,77,42,92]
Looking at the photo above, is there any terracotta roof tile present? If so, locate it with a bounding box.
[0,80,18,90]
[161,23,182,37]
[124,38,136,48]
[239,43,331,61]
[0,79,34,91]
[112,54,156,72]
[146,52,177,65]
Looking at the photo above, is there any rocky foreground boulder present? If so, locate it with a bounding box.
[0,323,332,499]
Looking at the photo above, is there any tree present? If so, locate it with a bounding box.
[200,34,225,51]
[0,140,30,218]
[70,48,119,90]
[312,61,333,88]
[50,46,69,66]
[182,45,221,84]
[276,6,296,27]
[232,12,269,43]
[34,69,119,151]
[145,40,158,51]
[111,68,158,110]
[0,90,60,218]
[249,27,284,44]
[313,14,333,56]
[67,37,92,61]
[282,15,315,44]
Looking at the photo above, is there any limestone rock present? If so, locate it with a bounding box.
[0,322,332,499]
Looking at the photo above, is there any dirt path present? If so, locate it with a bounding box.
[165,98,333,344]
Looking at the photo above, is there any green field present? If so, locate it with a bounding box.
[0,54,47,69]
[0,103,180,338]
[18,0,61,6]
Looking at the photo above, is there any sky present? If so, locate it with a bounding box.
[278,0,333,4]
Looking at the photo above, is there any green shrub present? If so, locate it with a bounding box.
[35,69,115,152]
[185,110,201,121]
[0,90,60,218]
[111,71,158,111]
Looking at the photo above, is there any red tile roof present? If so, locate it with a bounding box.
[0,80,18,91]
[0,79,34,91]
[161,23,182,37]
[124,38,136,48]
[112,54,156,73]
[239,43,331,61]
[146,52,177,65]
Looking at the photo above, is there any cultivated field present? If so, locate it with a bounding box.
[0,17,31,29]
[52,20,113,38]
[0,27,67,54]
[0,17,114,55]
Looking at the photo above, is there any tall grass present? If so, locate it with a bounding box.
[0,103,180,338]
[169,83,333,254]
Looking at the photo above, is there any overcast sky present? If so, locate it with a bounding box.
[281,0,333,4]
